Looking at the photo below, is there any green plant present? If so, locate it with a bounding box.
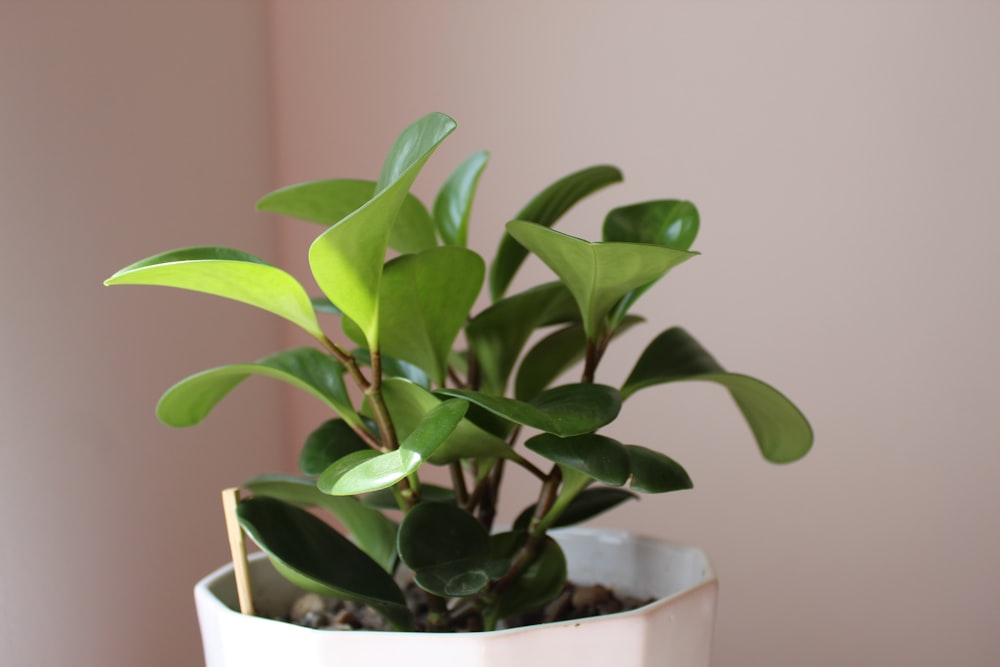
[105,112,812,632]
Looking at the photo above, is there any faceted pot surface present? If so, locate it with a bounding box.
[195,527,718,667]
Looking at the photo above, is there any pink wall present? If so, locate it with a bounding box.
[1,4,285,666]
[267,2,1000,666]
[4,2,999,666]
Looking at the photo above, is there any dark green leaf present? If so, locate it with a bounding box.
[526,433,631,486]
[351,348,431,389]
[397,503,490,597]
[311,295,342,315]
[466,282,578,395]
[243,474,398,572]
[514,316,644,401]
[298,419,369,477]
[602,200,700,249]
[622,327,813,463]
[156,347,359,428]
[602,199,701,325]
[512,487,638,531]
[489,165,623,300]
[433,150,489,247]
[487,533,567,624]
[237,496,412,630]
[104,247,322,339]
[437,383,622,437]
[624,445,693,493]
[256,179,436,254]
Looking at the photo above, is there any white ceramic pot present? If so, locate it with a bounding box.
[195,527,718,667]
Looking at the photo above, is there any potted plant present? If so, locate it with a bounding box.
[105,112,812,666]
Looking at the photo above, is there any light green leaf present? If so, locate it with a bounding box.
[526,433,631,486]
[433,150,489,247]
[466,282,578,395]
[104,247,322,339]
[243,474,398,572]
[319,399,468,495]
[623,445,693,494]
[156,347,359,428]
[622,327,813,463]
[506,221,696,339]
[379,378,515,462]
[437,383,621,437]
[376,247,484,386]
[256,179,436,254]
[309,113,456,346]
[237,496,412,630]
[489,165,623,300]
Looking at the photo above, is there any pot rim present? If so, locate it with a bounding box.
[195,526,717,638]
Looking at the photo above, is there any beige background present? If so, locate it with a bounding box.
[3,2,998,666]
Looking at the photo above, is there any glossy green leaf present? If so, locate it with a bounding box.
[603,200,700,325]
[319,399,468,495]
[104,247,322,339]
[623,445,693,494]
[379,378,515,462]
[256,179,436,254]
[156,347,359,428]
[489,165,623,300]
[433,150,489,247]
[243,474,397,572]
[602,200,700,248]
[237,496,412,629]
[361,483,455,510]
[512,487,638,532]
[298,419,369,476]
[514,316,644,401]
[526,433,631,486]
[466,281,578,395]
[622,327,813,463]
[487,533,567,625]
[437,383,621,437]
[398,503,490,597]
[376,247,484,385]
[506,221,697,339]
[309,113,456,346]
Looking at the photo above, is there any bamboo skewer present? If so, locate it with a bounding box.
[221,487,255,616]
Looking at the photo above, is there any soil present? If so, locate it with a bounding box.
[281,582,654,633]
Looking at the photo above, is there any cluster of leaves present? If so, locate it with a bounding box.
[105,113,812,632]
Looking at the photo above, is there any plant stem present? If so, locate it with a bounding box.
[365,346,399,452]
[424,592,451,632]
[581,332,611,384]
[490,466,562,598]
[450,461,469,506]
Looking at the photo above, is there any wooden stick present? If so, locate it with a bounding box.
[221,487,255,616]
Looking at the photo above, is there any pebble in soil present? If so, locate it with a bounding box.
[281,582,653,632]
